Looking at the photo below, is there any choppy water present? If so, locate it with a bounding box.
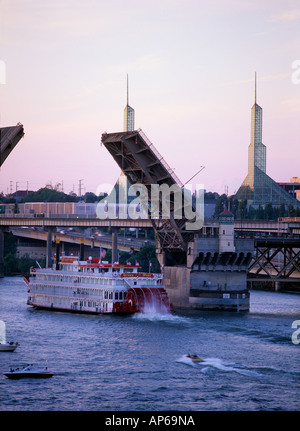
[0,277,299,411]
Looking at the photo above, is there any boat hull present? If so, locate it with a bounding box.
[4,372,53,379]
[29,302,104,315]
[0,343,19,352]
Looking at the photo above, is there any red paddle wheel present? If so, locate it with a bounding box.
[113,287,171,314]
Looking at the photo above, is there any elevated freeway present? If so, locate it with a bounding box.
[0,215,152,228]
[234,217,300,237]
[1,214,299,236]
[10,227,148,253]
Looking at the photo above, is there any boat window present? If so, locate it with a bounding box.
[115,292,119,300]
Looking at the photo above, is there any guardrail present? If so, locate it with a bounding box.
[138,129,184,188]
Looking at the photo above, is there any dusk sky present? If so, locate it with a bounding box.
[0,0,299,197]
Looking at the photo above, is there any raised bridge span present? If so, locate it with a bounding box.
[0,123,24,167]
[101,129,253,311]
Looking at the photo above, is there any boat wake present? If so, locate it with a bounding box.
[177,355,262,377]
[132,306,189,324]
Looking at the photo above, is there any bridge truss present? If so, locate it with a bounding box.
[101,129,201,264]
[248,238,300,282]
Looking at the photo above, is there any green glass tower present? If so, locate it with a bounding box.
[236,73,299,207]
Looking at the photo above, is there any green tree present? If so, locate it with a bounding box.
[256,205,264,219]
[121,244,160,273]
[287,205,296,217]
[4,232,17,275]
[214,194,227,218]
[264,202,274,220]
[279,203,286,217]
[4,252,16,275]
[236,199,247,219]
[22,187,79,203]
[248,205,256,219]
[228,197,239,218]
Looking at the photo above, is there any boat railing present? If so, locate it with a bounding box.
[31,268,113,277]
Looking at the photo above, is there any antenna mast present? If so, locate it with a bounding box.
[254,71,257,104]
[127,73,129,105]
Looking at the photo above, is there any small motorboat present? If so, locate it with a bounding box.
[184,354,204,363]
[3,364,53,379]
[0,341,19,352]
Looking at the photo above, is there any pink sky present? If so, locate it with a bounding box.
[0,0,299,196]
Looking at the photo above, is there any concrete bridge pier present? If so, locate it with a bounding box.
[79,239,84,261]
[56,239,60,270]
[111,228,118,263]
[0,227,4,278]
[45,227,55,268]
[158,235,254,312]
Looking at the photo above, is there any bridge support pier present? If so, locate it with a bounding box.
[56,239,60,270]
[46,227,54,268]
[161,237,253,312]
[80,239,84,261]
[111,228,118,264]
[275,281,282,292]
[0,227,4,278]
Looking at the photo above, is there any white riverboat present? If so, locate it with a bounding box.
[24,256,171,315]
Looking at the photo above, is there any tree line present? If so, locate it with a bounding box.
[1,186,106,204]
[213,194,300,220]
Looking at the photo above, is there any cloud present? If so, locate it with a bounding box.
[114,54,165,75]
[281,98,300,113]
[270,9,300,22]
[223,73,290,87]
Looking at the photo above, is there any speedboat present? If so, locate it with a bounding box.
[0,341,19,352]
[184,354,204,363]
[3,364,53,379]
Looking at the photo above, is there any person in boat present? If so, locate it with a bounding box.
[186,354,203,362]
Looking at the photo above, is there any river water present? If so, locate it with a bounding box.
[0,276,299,411]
